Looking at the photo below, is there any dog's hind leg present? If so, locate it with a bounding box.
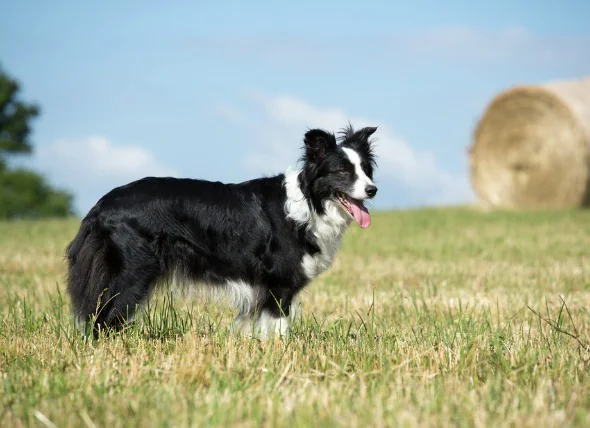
[67,221,162,336]
[94,228,163,334]
[94,266,160,333]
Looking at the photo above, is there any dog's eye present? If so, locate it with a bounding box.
[338,168,348,174]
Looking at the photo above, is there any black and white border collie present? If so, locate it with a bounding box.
[66,124,379,338]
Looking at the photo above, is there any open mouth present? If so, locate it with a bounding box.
[336,192,371,229]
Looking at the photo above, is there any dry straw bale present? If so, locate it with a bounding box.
[469,76,590,210]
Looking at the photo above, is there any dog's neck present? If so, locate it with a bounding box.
[284,168,352,270]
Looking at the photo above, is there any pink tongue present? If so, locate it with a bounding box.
[349,198,371,228]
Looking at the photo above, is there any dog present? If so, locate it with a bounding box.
[66,124,378,338]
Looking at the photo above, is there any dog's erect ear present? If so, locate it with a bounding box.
[353,126,378,142]
[339,124,378,145]
[346,126,378,168]
[303,129,337,163]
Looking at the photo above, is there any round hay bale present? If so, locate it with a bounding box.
[469,76,590,210]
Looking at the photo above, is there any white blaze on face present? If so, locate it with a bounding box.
[342,147,374,199]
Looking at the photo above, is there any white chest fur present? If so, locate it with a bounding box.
[283,168,351,280]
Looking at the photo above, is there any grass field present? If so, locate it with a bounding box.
[1,207,589,427]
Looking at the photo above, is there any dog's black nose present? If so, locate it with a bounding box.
[365,185,377,198]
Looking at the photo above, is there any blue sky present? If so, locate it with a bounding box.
[1,0,589,214]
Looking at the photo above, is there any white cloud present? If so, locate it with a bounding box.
[193,26,590,71]
[30,136,177,214]
[217,93,473,207]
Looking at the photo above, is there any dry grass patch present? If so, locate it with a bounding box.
[1,208,589,427]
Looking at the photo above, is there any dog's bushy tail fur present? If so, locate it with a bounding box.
[66,215,161,335]
[66,217,115,331]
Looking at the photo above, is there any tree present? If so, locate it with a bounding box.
[0,70,39,156]
[0,65,74,219]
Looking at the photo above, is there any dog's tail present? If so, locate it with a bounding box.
[66,216,117,332]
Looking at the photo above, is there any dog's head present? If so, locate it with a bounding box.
[298,124,378,228]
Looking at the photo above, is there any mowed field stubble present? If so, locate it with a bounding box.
[1,207,589,427]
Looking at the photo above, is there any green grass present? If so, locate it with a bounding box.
[1,207,589,427]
